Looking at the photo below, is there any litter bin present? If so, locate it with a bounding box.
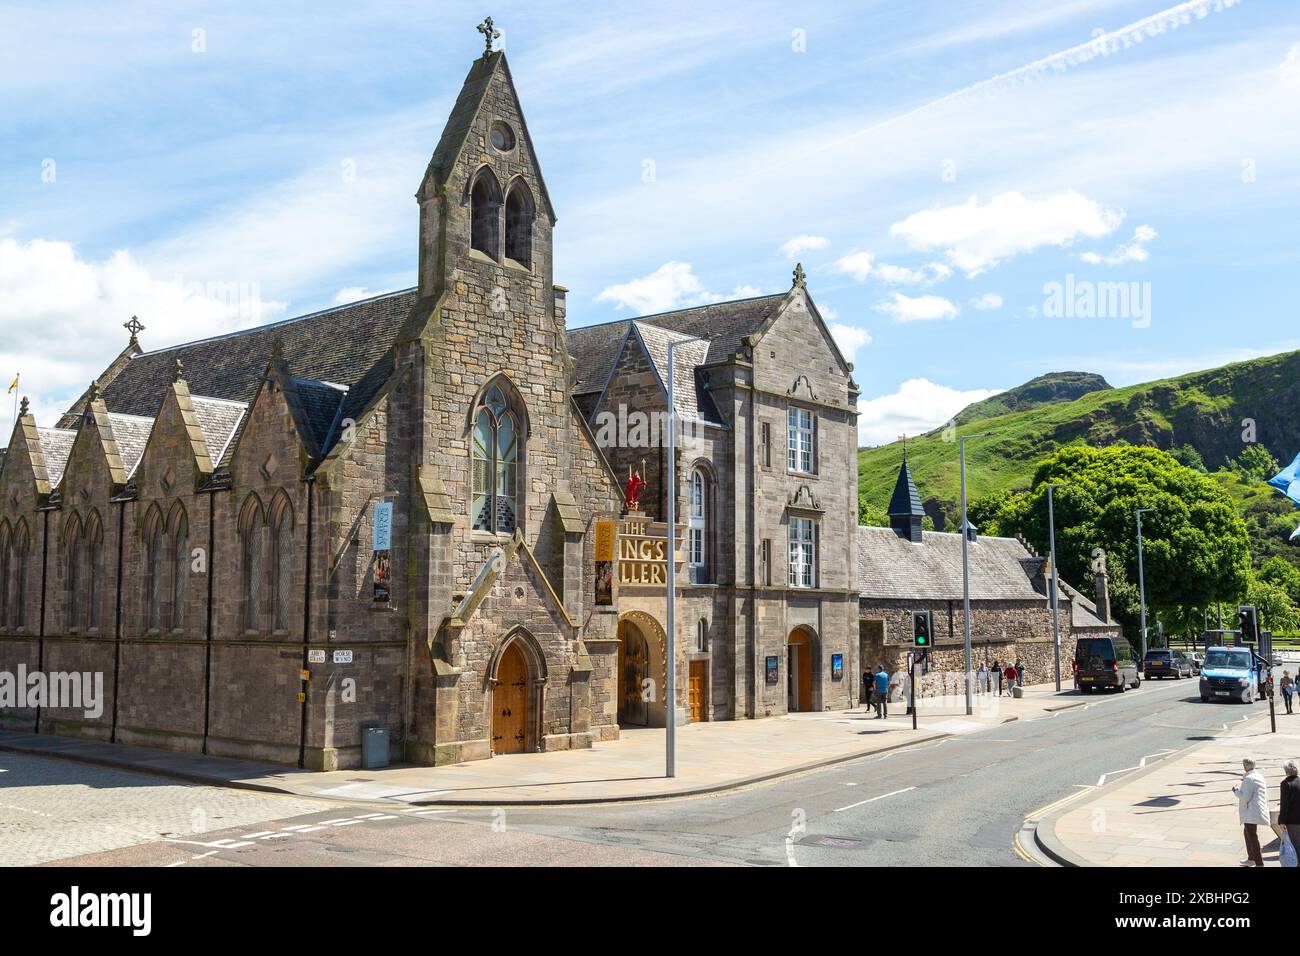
[362,724,390,770]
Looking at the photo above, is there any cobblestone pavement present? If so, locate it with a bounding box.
[0,751,343,866]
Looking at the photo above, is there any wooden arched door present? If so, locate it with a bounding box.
[492,643,529,755]
[787,628,813,712]
[617,620,650,726]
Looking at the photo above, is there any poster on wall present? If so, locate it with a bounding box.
[373,501,393,604]
[594,519,616,606]
[831,654,843,681]
[765,656,779,685]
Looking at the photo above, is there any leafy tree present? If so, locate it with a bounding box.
[967,489,1022,537]
[1233,443,1280,483]
[1259,556,1300,607]
[1169,444,1206,472]
[1003,446,1251,630]
[1247,574,1300,633]
[858,497,888,528]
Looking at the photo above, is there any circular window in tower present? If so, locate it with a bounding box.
[490,122,516,152]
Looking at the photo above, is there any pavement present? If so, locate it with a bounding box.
[1039,705,1300,867]
[0,679,1084,806]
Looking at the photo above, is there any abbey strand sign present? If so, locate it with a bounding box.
[594,515,685,589]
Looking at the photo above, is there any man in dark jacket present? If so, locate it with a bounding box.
[1281,760,1300,857]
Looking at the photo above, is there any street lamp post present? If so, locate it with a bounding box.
[1046,483,1067,691]
[1136,508,1155,659]
[959,433,992,715]
[665,334,707,779]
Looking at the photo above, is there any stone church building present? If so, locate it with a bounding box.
[0,28,860,769]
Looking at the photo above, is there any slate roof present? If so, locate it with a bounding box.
[887,459,925,518]
[190,396,247,468]
[857,526,1048,602]
[291,378,348,455]
[106,413,156,479]
[36,428,77,487]
[632,322,720,424]
[92,289,416,425]
[561,291,780,411]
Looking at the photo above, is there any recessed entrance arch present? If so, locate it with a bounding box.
[617,611,668,727]
[488,629,546,755]
[787,627,815,713]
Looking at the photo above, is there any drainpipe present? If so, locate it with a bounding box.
[297,475,315,769]
[201,490,215,754]
[34,508,49,733]
[111,499,125,742]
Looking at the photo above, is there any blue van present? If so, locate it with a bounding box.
[1198,646,1260,703]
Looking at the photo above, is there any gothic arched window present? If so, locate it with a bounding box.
[0,523,10,628]
[241,499,264,632]
[271,498,294,632]
[14,522,30,629]
[470,168,502,261]
[471,383,522,534]
[144,509,163,631]
[66,516,83,630]
[504,181,534,268]
[170,506,188,632]
[688,468,708,583]
[87,513,104,631]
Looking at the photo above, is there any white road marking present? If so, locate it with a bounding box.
[834,786,916,813]
[1096,749,1176,787]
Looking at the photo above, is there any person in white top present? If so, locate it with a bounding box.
[1234,757,1270,867]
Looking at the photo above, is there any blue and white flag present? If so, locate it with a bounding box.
[1293,521,1300,541]
[1269,452,1300,506]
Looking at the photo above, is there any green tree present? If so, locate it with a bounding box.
[1233,443,1280,483]
[1169,443,1207,472]
[1247,574,1300,633]
[1003,446,1252,631]
[1259,556,1300,607]
[858,497,888,528]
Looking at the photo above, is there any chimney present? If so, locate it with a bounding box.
[1094,568,1111,623]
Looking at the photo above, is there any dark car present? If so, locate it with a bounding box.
[1074,636,1141,693]
[1143,649,1194,680]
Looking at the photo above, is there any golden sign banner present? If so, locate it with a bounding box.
[594,520,616,562]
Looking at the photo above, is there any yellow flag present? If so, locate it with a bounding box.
[6,374,17,394]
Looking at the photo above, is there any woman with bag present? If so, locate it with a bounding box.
[1280,760,1300,866]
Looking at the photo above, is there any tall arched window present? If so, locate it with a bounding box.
[470,168,502,260]
[14,522,29,629]
[471,384,521,534]
[241,500,264,632]
[144,509,163,631]
[688,468,708,583]
[0,523,10,628]
[271,499,293,632]
[170,507,188,632]
[87,513,103,631]
[504,181,534,268]
[66,516,83,630]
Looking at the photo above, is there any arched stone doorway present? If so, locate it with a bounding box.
[617,612,668,727]
[787,627,815,713]
[488,630,545,755]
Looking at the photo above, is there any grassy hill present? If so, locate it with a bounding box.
[952,371,1111,426]
[858,349,1300,535]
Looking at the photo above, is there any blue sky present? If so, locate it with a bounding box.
[2,0,1298,444]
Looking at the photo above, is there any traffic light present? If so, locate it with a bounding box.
[912,610,933,648]
[1239,605,1260,644]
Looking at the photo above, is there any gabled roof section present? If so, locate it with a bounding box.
[191,396,247,469]
[858,527,1046,602]
[36,427,77,488]
[565,292,785,399]
[85,288,416,425]
[285,376,348,459]
[747,277,856,383]
[631,322,722,425]
[422,51,557,222]
[105,413,155,479]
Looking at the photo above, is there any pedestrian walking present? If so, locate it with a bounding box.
[1279,760,1300,864]
[992,659,1003,696]
[1282,671,1295,715]
[1234,757,1269,867]
[862,668,874,711]
[873,665,890,719]
[1003,663,1017,697]
[977,661,989,695]
[1015,659,1024,687]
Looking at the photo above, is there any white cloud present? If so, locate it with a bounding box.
[595,262,761,314]
[833,251,951,286]
[833,251,876,282]
[1281,42,1300,84]
[829,322,873,360]
[969,292,1004,310]
[875,292,960,323]
[729,284,763,299]
[1080,224,1158,266]
[890,190,1125,276]
[0,237,286,430]
[857,378,1004,446]
[778,234,829,259]
[334,286,392,305]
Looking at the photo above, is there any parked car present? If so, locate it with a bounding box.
[1199,646,1260,703]
[1074,636,1141,693]
[1143,648,1194,680]
[1188,652,1204,675]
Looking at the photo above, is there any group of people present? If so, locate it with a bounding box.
[975,659,1025,697]
[1235,756,1300,867]
[862,665,894,719]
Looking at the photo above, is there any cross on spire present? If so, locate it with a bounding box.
[19,396,29,417]
[792,262,806,288]
[477,17,500,56]
[124,315,145,346]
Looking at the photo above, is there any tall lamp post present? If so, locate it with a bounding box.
[1045,483,1068,691]
[1136,508,1155,659]
[665,334,708,778]
[959,432,992,715]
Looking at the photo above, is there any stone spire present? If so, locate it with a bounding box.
[18,396,29,417]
